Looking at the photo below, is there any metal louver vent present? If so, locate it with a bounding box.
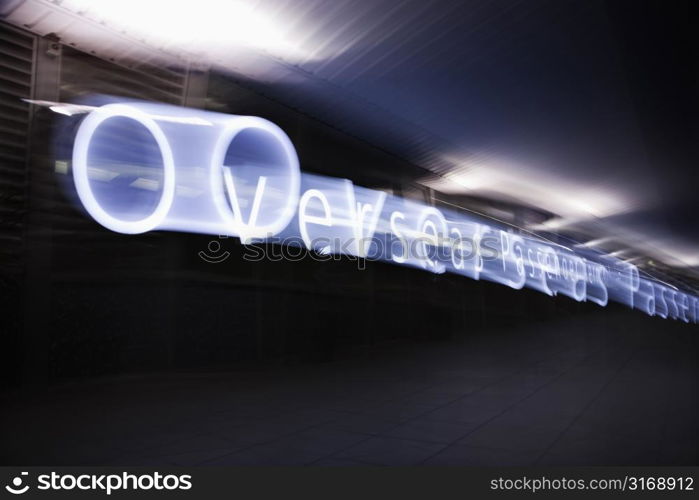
[60,46,186,105]
[0,22,33,274]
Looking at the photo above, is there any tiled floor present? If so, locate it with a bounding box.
[1,310,697,465]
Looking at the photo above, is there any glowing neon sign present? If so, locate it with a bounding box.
[70,101,698,323]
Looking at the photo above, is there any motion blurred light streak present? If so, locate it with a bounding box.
[59,0,305,62]
[68,101,698,323]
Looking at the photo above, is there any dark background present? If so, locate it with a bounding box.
[0,0,697,465]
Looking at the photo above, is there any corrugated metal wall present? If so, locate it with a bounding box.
[59,46,186,104]
[0,22,33,275]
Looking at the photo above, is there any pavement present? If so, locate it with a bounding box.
[1,310,696,466]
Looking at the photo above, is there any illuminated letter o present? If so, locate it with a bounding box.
[210,117,300,240]
[72,104,176,234]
